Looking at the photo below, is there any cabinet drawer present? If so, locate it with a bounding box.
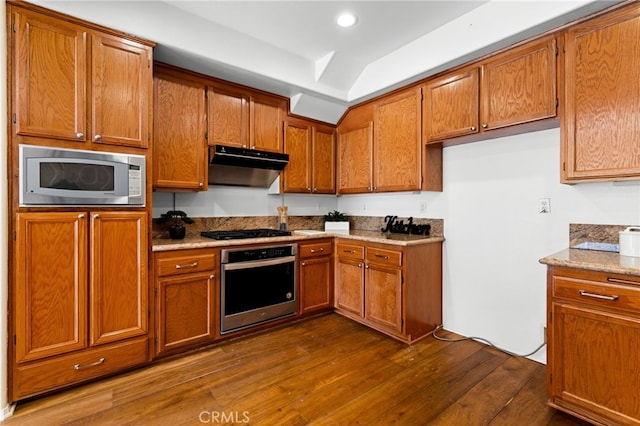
[552,275,640,312]
[155,250,217,277]
[366,247,402,267]
[13,337,148,400]
[299,241,332,258]
[336,243,364,260]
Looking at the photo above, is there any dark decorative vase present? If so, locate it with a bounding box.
[169,225,186,240]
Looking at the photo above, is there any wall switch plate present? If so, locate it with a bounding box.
[538,198,550,214]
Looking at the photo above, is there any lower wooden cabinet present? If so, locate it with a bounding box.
[546,266,640,425]
[334,239,442,343]
[12,211,149,400]
[298,239,333,315]
[153,248,219,357]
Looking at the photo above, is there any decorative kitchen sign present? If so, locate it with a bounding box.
[381,215,431,235]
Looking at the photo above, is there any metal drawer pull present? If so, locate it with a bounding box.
[607,277,640,286]
[375,254,390,259]
[74,357,105,370]
[310,248,324,253]
[579,290,619,301]
[176,262,198,269]
[343,249,356,253]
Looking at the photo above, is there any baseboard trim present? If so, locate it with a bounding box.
[1,403,16,420]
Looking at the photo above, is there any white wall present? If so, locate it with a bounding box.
[342,128,640,364]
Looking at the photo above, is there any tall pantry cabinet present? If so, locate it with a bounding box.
[7,1,155,401]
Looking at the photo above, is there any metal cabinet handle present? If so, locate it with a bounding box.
[579,290,619,301]
[307,187,311,192]
[482,123,488,129]
[210,274,215,279]
[357,263,363,268]
[365,264,370,269]
[78,214,85,219]
[374,254,390,259]
[313,188,318,192]
[470,126,477,131]
[93,214,100,219]
[76,132,84,139]
[199,182,204,187]
[74,357,105,370]
[310,248,324,253]
[301,262,307,266]
[176,262,198,269]
[343,249,356,254]
[607,277,640,286]
[93,135,102,141]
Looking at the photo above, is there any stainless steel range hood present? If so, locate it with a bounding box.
[208,145,289,188]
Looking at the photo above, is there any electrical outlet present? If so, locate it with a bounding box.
[538,198,550,214]
[419,202,426,213]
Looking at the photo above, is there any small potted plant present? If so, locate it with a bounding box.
[324,210,350,234]
[156,210,194,240]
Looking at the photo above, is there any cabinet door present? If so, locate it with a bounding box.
[207,85,249,148]
[250,94,285,152]
[563,5,640,181]
[335,257,365,316]
[300,256,333,315]
[13,9,87,142]
[153,72,207,191]
[374,87,422,192]
[15,212,88,362]
[337,123,373,194]
[156,272,216,355]
[90,212,148,345]
[91,33,151,148]
[365,263,403,333]
[424,67,479,142]
[550,302,640,424]
[282,120,312,193]
[481,37,556,131]
[311,126,336,194]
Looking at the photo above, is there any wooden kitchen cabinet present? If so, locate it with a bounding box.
[298,239,333,315]
[546,266,640,425]
[283,117,336,194]
[10,3,153,149]
[334,239,442,342]
[154,248,219,357]
[424,36,557,143]
[561,3,640,182]
[338,86,438,193]
[153,66,208,191]
[13,211,148,400]
[207,81,286,152]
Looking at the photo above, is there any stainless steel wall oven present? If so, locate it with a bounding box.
[220,244,297,333]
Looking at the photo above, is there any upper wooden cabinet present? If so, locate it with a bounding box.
[207,82,286,153]
[561,3,640,182]
[338,86,430,194]
[10,4,153,149]
[153,67,208,191]
[424,36,557,143]
[283,117,336,194]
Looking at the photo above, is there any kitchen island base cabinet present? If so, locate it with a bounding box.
[334,239,442,343]
[546,266,640,425]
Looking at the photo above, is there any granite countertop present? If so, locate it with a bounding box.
[152,230,444,252]
[539,248,640,276]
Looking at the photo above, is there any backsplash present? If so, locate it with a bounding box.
[153,215,444,239]
[569,223,638,246]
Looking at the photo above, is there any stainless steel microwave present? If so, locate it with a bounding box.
[19,144,146,206]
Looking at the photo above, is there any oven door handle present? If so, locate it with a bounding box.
[222,255,296,271]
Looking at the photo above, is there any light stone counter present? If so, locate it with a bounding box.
[539,248,640,276]
[152,230,444,252]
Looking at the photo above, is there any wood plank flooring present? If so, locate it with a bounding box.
[2,314,589,425]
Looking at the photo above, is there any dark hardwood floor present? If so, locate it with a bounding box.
[3,314,589,425]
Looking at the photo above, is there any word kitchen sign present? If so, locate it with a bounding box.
[381,215,431,235]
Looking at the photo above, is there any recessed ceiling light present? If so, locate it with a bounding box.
[337,12,357,28]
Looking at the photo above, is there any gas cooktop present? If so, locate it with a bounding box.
[200,229,292,240]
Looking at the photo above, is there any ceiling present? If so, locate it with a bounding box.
[30,0,619,123]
